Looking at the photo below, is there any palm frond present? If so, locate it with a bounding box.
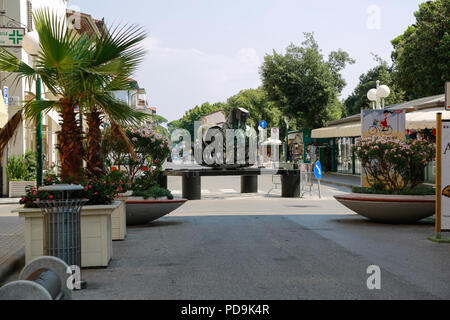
[0,111,23,157]
[23,100,57,121]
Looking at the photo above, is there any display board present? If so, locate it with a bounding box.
[441,120,450,231]
[361,109,406,187]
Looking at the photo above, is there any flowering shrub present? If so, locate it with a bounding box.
[20,170,128,208]
[352,136,435,192]
[104,124,171,192]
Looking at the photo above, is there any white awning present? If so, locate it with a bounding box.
[311,122,361,139]
[406,107,450,130]
[0,91,8,128]
[312,107,450,139]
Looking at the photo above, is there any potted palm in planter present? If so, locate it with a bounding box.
[335,136,436,223]
[7,151,37,198]
[104,123,187,226]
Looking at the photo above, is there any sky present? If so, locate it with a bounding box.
[68,0,427,122]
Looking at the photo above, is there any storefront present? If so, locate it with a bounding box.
[311,94,448,178]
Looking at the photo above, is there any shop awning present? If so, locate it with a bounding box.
[312,107,450,139]
[0,91,8,128]
[406,107,450,130]
[311,122,361,139]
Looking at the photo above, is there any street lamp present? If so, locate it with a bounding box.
[23,31,43,187]
[284,116,290,162]
[367,80,390,110]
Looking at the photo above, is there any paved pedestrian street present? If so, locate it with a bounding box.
[73,187,450,300]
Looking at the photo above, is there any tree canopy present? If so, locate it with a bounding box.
[226,87,282,130]
[178,102,226,138]
[344,55,405,116]
[260,33,354,129]
[391,0,450,100]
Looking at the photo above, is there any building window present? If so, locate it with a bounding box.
[27,1,33,32]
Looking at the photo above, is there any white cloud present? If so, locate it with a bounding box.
[137,38,262,121]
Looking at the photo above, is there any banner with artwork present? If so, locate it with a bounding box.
[362,109,406,140]
[441,120,450,231]
[361,109,406,187]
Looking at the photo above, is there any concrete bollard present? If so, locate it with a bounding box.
[0,256,72,300]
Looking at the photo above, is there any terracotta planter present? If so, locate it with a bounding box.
[126,197,188,226]
[334,193,435,223]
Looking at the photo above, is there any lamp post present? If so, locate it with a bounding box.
[23,31,43,187]
[284,117,290,162]
[367,80,391,110]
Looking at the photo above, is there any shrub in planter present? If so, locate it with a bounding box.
[352,136,435,193]
[104,123,172,195]
[20,171,126,209]
[6,151,37,181]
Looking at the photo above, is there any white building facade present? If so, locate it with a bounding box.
[0,0,68,196]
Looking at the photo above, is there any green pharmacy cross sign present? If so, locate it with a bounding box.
[0,28,25,48]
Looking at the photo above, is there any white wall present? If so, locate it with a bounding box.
[0,0,67,196]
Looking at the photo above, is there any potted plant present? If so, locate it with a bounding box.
[7,151,37,198]
[104,123,187,226]
[15,169,128,267]
[334,136,436,223]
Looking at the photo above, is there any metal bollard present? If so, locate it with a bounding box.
[0,256,72,300]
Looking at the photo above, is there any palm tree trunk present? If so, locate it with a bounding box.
[87,109,105,177]
[58,100,84,183]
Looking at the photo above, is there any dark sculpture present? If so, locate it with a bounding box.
[198,108,256,169]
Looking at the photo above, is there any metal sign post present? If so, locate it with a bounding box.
[446,82,450,111]
[314,161,323,199]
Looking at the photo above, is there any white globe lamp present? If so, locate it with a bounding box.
[22,31,40,56]
[377,85,391,99]
[367,89,378,102]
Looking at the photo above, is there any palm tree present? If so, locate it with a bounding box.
[0,10,147,182]
[73,24,148,177]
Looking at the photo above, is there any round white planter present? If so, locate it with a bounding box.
[334,193,435,224]
[126,197,188,225]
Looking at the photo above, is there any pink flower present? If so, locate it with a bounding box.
[49,195,54,200]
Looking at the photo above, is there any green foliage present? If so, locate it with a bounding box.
[226,87,282,130]
[104,124,171,191]
[132,186,174,200]
[20,171,127,208]
[344,55,406,116]
[6,151,37,181]
[260,33,355,129]
[352,136,435,192]
[391,0,450,100]
[178,102,226,137]
[352,186,435,196]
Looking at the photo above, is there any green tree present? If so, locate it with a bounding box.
[391,0,450,100]
[226,87,282,131]
[178,102,226,138]
[260,33,354,129]
[0,10,146,182]
[344,55,405,116]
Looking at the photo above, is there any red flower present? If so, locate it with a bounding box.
[141,166,148,171]
[111,167,118,172]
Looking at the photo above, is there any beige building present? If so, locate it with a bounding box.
[0,0,68,196]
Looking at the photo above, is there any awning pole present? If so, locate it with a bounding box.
[436,113,442,238]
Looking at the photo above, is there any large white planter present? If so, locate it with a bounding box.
[9,181,36,198]
[126,197,188,225]
[334,193,435,223]
[112,192,132,241]
[15,201,120,268]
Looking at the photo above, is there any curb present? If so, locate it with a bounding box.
[320,179,358,189]
[0,248,25,285]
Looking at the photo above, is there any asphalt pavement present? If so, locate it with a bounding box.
[73,185,450,300]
